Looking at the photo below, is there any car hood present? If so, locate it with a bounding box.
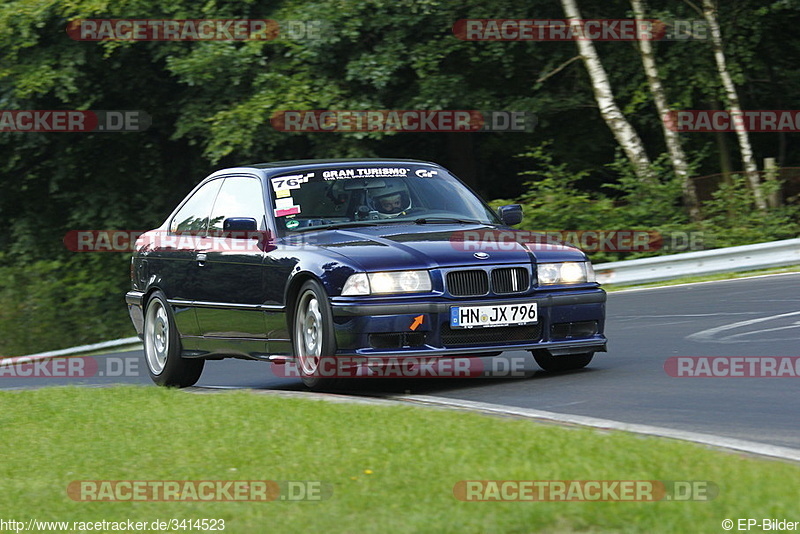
[296,224,587,271]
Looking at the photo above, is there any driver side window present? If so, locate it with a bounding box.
[207,177,266,236]
[169,179,223,235]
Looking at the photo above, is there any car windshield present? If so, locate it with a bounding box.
[269,165,501,232]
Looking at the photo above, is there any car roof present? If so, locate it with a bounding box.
[245,158,438,169]
[206,158,445,180]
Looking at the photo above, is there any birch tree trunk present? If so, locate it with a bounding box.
[559,0,654,184]
[701,0,766,210]
[631,0,701,221]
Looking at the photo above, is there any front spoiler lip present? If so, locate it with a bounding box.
[333,337,607,358]
[174,336,608,360]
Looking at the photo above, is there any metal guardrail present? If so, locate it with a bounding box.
[5,239,800,362]
[594,238,800,286]
[1,336,141,365]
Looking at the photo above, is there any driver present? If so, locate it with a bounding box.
[369,181,412,218]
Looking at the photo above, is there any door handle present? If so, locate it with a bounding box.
[196,253,207,267]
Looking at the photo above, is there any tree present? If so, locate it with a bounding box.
[631,0,700,220]
[695,0,766,209]
[559,0,655,184]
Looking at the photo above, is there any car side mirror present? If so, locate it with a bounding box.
[222,217,258,235]
[221,217,273,250]
[498,204,523,226]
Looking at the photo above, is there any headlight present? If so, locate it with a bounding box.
[341,273,370,295]
[341,270,432,296]
[537,262,595,285]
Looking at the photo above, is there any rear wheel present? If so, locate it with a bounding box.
[532,350,594,372]
[143,291,204,387]
[292,280,341,390]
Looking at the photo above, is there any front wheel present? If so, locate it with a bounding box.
[292,280,341,390]
[143,291,204,387]
[532,351,594,373]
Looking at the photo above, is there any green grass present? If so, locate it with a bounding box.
[1,387,799,533]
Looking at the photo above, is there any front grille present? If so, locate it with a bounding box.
[492,267,529,294]
[441,324,542,346]
[447,267,530,297]
[447,270,489,297]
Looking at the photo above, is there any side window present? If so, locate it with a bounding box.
[207,177,266,236]
[169,179,223,234]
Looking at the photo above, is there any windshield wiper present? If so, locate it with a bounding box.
[304,220,391,231]
[292,217,484,232]
[413,217,483,225]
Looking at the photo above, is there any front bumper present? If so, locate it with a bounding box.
[329,288,606,358]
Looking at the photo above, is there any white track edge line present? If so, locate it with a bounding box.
[193,387,800,463]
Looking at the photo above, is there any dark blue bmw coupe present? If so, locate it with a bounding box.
[125,159,606,389]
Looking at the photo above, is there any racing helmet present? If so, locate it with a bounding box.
[368,180,412,218]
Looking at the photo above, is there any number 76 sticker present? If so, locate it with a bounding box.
[271,172,313,192]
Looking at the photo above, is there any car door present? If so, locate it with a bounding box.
[193,175,270,341]
[155,178,224,339]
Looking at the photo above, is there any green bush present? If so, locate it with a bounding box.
[698,174,800,248]
[491,143,800,263]
[491,143,621,232]
[0,254,133,357]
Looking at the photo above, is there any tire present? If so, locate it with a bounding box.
[532,350,594,372]
[292,280,341,390]
[143,291,204,387]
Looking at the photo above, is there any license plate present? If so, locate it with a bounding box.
[450,302,538,329]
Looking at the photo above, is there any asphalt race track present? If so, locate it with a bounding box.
[3,273,799,450]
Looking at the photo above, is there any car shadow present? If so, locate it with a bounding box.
[197,351,605,397]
